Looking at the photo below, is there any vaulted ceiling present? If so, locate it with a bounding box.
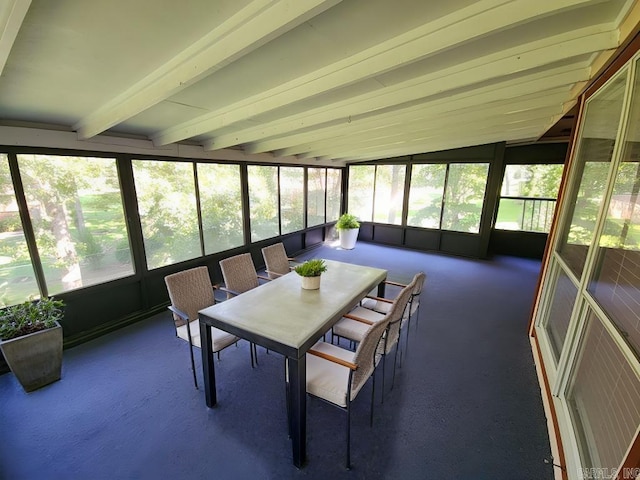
[0,0,638,166]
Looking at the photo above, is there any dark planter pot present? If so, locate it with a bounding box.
[0,321,63,392]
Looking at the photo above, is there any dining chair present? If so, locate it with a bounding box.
[301,315,391,469]
[164,266,242,389]
[332,278,415,396]
[218,252,270,364]
[218,253,270,298]
[261,242,296,279]
[406,271,426,330]
[360,272,425,354]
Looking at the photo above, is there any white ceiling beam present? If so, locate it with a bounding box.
[338,127,544,163]
[0,125,336,165]
[214,26,613,151]
[225,64,589,158]
[155,0,597,146]
[296,115,550,158]
[286,105,563,158]
[308,112,555,160]
[255,87,572,155]
[0,0,31,76]
[73,0,342,140]
[274,92,570,156]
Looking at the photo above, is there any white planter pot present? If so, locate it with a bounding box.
[300,275,321,290]
[339,227,359,249]
[0,321,63,392]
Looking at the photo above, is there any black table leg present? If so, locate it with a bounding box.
[377,280,386,297]
[287,355,306,468]
[200,322,216,407]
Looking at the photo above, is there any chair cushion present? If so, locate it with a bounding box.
[176,320,238,352]
[306,341,360,407]
[332,317,369,342]
[360,297,392,314]
[311,340,356,363]
[349,306,385,322]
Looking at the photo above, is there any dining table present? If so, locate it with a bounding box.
[198,259,387,468]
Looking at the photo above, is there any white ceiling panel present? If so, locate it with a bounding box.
[0,0,637,165]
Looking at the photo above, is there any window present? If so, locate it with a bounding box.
[373,165,405,225]
[348,162,489,233]
[441,163,489,233]
[347,165,375,222]
[280,167,305,234]
[132,160,199,270]
[0,154,39,305]
[18,154,134,293]
[407,164,446,228]
[543,267,578,361]
[495,164,563,232]
[307,168,326,227]
[197,163,244,254]
[557,72,628,279]
[533,52,640,477]
[326,168,342,222]
[587,63,640,358]
[248,165,279,242]
[567,312,640,472]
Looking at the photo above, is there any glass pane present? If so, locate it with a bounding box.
[497,164,563,232]
[588,62,640,358]
[197,163,244,254]
[544,267,578,361]
[407,164,446,228]
[568,311,640,471]
[373,165,405,225]
[496,198,557,232]
[557,71,628,279]
[307,168,326,228]
[281,167,304,234]
[495,198,525,230]
[441,163,489,233]
[0,155,39,305]
[326,168,342,222]
[347,165,375,222]
[133,160,200,270]
[18,154,134,293]
[248,165,279,242]
[501,164,563,197]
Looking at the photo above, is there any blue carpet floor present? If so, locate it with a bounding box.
[0,243,553,479]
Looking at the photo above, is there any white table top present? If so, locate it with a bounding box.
[199,259,387,352]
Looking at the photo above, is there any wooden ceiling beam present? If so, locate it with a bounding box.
[155,0,596,146]
[264,88,568,155]
[73,0,341,140]
[237,64,589,161]
[338,127,543,163]
[284,105,564,157]
[250,88,572,155]
[0,0,31,76]
[308,113,554,160]
[215,26,613,152]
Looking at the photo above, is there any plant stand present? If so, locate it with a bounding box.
[0,322,63,392]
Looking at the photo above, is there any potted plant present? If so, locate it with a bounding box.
[0,297,65,392]
[294,259,328,290]
[335,213,360,250]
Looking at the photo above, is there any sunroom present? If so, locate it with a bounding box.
[1,1,639,478]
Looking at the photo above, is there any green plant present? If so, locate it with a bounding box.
[0,297,65,341]
[294,259,328,277]
[335,213,360,230]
